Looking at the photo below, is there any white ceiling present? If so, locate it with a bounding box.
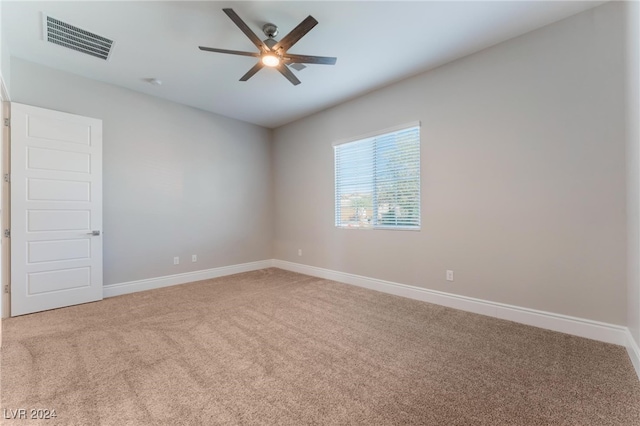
[4,1,605,128]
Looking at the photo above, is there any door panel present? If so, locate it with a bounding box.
[28,267,91,294]
[27,178,91,201]
[28,239,90,263]
[11,103,102,316]
[27,114,91,145]
[27,147,91,173]
[27,210,91,232]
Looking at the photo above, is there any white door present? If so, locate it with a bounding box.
[10,103,102,316]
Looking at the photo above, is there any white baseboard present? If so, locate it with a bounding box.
[626,330,640,380]
[272,260,629,347]
[103,260,272,298]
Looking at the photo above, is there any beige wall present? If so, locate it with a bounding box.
[273,2,627,325]
[626,0,640,345]
[10,58,273,285]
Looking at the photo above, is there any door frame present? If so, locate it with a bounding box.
[1,77,9,320]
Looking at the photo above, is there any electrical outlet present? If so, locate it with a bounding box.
[446,270,454,282]
[298,249,302,256]
[192,254,197,262]
[174,257,179,265]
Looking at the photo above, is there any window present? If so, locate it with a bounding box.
[334,122,420,230]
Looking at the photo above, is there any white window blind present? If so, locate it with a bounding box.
[334,123,420,229]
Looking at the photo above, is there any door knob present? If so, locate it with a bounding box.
[87,230,101,236]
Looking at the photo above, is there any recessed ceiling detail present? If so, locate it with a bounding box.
[0,1,604,127]
[43,15,114,61]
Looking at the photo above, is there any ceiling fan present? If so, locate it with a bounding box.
[199,8,337,86]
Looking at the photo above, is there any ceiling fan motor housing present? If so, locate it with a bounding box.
[262,23,278,38]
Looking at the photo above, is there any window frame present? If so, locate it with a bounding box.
[333,121,421,231]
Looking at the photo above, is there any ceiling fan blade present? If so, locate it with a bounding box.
[284,54,337,65]
[272,15,318,53]
[223,8,269,53]
[277,63,301,86]
[199,46,260,58]
[240,62,265,81]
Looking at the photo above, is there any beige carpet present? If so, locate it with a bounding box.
[1,268,639,425]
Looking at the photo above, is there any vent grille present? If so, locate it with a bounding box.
[44,15,113,60]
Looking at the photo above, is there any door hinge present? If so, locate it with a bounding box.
[4,229,10,238]
[3,285,8,294]
[3,174,9,183]
[3,118,9,127]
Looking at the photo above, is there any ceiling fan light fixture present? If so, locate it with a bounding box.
[199,9,336,85]
[261,54,280,67]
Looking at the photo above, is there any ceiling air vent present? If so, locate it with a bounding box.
[43,15,114,60]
